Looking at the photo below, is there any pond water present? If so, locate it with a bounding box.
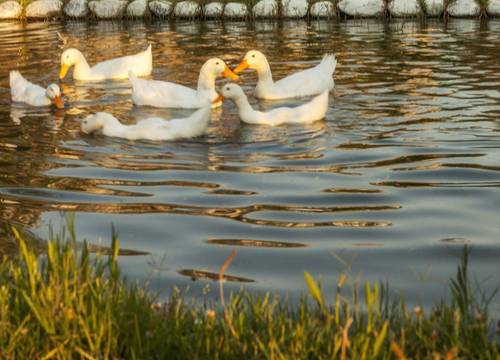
[0,19,499,306]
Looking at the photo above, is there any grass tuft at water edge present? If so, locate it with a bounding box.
[0,225,498,359]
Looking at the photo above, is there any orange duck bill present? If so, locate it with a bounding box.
[53,95,64,109]
[221,67,239,80]
[212,94,224,104]
[59,64,70,80]
[233,59,249,74]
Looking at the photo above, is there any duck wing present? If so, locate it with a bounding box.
[91,45,153,79]
[129,72,200,108]
[9,71,48,106]
[274,55,336,98]
[264,90,329,125]
[161,105,211,139]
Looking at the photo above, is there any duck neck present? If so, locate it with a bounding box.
[73,52,92,79]
[234,95,254,117]
[197,71,217,98]
[256,60,274,88]
[101,117,127,137]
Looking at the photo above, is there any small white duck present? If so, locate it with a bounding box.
[219,84,329,126]
[233,50,337,100]
[60,45,152,81]
[129,58,239,109]
[81,104,211,141]
[10,70,64,109]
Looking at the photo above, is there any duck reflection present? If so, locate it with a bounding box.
[10,105,65,129]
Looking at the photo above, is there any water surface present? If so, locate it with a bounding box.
[0,19,499,306]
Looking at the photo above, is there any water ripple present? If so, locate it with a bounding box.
[0,19,499,306]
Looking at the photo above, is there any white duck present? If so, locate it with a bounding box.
[60,45,152,81]
[81,104,211,141]
[10,71,64,109]
[219,84,329,126]
[233,50,336,100]
[129,58,239,109]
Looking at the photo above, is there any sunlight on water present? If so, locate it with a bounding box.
[0,19,499,305]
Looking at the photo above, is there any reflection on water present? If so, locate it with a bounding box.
[0,19,499,306]
[206,238,307,248]
[178,269,255,283]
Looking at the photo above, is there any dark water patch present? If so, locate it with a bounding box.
[206,238,307,248]
[323,188,382,194]
[439,237,470,245]
[86,244,151,256]
[0,219,44,256]
[178,269,255,283]
[0,219,150,256]
[346,153,486,170]
[372,181,500,188]
[208,189,258,196]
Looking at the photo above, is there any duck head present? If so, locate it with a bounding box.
[219,83,246,102]
[81,112,116,134]
[59,48,84,80]
[233,50,267,73]
[201,58,239,81]
[45,84,64,109]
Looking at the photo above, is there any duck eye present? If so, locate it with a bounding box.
[226,87,230,91]
[251,54,255,58]
[216,61,219,65]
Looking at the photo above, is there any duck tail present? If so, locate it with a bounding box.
[321,54,337,75]
[9,70,22,88]
[9,70,28,97]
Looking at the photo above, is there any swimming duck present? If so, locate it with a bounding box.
[81,103,211,141]
[219,84,329,126]
[233,50,336,100]
[60,45,152,81]
[129,58,239,109]
[10,70,64,109]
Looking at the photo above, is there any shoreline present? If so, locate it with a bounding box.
[1,0,500,21]
[0,226,498,358]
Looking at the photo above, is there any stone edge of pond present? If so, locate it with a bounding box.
[0,0,499,20]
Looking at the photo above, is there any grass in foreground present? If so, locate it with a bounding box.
[0,226,498,359]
